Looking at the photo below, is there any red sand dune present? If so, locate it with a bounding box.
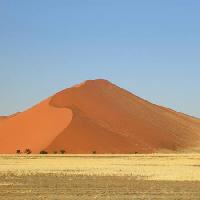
[0,79,200,154]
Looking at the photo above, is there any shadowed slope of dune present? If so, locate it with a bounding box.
[0,79,200,153]
[48,79,200,153]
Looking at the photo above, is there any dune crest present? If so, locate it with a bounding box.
[0,79,200,153]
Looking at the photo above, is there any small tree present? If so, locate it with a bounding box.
[16,149,21,154]
[40,150,48,154]
[92,150,96,154]
[53,151,58,154]
[60,150,66,154]
[24,149,32,154]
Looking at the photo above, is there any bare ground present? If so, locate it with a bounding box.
[1,174,200,200]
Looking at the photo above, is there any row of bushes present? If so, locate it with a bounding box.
[16,150,139,154]
[16,149,67,154]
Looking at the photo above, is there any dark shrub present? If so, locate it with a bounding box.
[16,150,21,154]
[92,151,96,154]
[24,149,32,154]
[40,150,48,154]
[60,150,66,154]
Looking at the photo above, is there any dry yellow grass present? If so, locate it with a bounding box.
[0,154,200,199]
[0,154,200,180]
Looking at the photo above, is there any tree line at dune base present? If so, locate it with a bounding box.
[15,149,98,155]
[15,149,140,155]
[16,149,67,155]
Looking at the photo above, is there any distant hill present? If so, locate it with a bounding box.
[0,79,200,154]
[0,116,7,123]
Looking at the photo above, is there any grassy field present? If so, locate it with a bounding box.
[0,154,200,199]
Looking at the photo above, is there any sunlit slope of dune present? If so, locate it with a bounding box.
[0,99,72,153]
[0,79,200,153]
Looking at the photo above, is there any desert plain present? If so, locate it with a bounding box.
[0,154,200,200]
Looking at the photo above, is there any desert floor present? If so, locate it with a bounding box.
[0,154,200,199]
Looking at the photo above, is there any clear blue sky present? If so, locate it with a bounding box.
[0,0,200,117]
